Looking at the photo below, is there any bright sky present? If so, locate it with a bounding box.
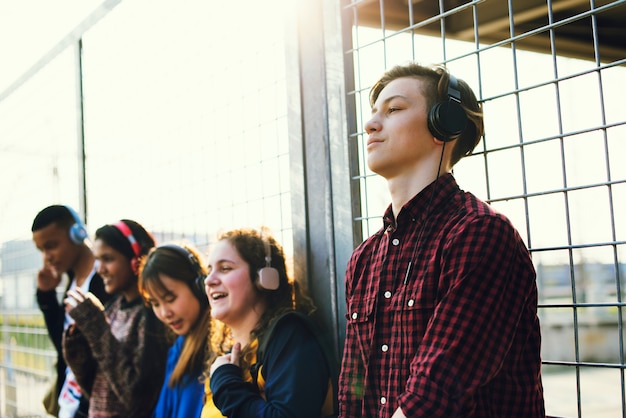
[0,0,105,93]
[1,1,624,266]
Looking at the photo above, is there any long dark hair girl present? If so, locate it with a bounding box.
[139,243,211,386]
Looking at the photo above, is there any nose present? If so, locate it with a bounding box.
[205,270,219,288]
[364,114,380,134]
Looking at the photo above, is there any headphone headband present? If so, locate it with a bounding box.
[112,221,141,258]
[156,243,207,304]
[158,244,202,274]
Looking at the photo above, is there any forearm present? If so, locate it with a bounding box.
[210,364,263,416]
[37,289,64,352]
[74,304,167,412]
[63,327,96,395]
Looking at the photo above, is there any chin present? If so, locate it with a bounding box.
[366,158,384,175]
[210,311,226,322]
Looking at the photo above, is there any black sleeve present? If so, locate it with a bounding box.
[37,289,64,354]
[211,314,331,418]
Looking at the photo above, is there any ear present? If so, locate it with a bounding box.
[130,257,139,275]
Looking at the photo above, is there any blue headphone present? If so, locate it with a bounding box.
[65,205,88,244]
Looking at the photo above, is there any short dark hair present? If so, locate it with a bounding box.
[31,205,75,232]
[370,62,484,166]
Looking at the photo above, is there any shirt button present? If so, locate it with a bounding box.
[382,344,389,352]
[392,238,400,246]
[408,299,415,307]
[351,312,358,319]
[380,396,387,405]
[384,291,392,299]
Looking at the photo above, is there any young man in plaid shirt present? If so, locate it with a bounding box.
[338,63,545,417]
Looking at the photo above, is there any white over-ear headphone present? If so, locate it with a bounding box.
[257,230,279,291]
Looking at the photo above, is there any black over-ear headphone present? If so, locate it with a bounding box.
[65,205,88,244]
[257,231,280,291]
[158,244,208,303]
[427,73,468,142]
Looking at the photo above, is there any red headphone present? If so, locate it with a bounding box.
[112,220,141,274]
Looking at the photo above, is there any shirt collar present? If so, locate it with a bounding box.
[382,173,458,230]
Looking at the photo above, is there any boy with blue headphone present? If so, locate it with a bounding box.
[31,204,112,417]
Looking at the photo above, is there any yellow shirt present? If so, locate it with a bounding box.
[200,340,261,418]
[201,327,335,418]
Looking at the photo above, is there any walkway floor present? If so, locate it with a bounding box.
[544,366,625,417]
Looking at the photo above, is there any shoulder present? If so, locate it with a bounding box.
[260,312,323,356]
[347,227,384,273]
[171,335,185,352]
[258,312,330,375]
[352,227,384,253]
[442,191,530,259]
[166,335,185,363]
[267,311,317,338]
[450,190,518,233]
[103,294,122,311]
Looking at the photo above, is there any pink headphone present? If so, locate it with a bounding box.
[112,220,141,274]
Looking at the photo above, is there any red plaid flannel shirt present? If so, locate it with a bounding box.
[339,174,545,417]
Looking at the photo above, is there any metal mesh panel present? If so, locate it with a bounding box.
[0,1,292,416]
[342,0,626,416]
[1,0,625,416]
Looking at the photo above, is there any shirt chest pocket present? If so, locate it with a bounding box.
[386,281,438,338]
[346,295,375,325]
[345,296,376,359]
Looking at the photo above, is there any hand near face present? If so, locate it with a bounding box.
[64,287,105,312]
[37,263,61,292]
[210,342,241,376]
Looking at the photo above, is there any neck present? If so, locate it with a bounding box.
[122,284,140,303]
[72,246,96,287]
[229,304,266,346]
[231,329,251,346]
[387,160,450,219]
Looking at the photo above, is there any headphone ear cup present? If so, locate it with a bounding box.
[156,244,208,304]
[428,100,467,142]
[68,223,88,244]
[258,267,280,291]
[65,205,88,244]
[194,275,208,305]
